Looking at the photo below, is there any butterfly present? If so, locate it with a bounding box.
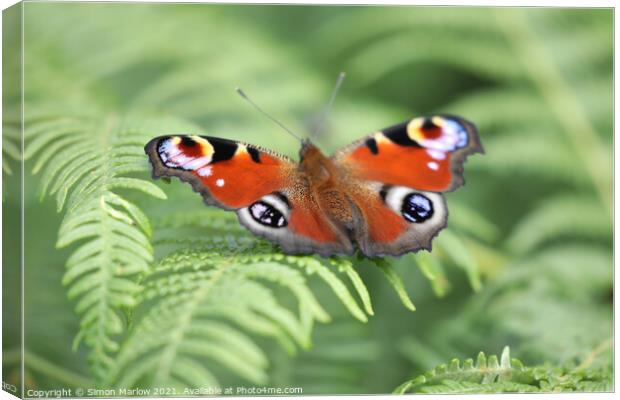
[145,114,482,257]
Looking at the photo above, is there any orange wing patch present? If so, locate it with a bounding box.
[346,142,454,192]
[146,135,293,209]
[334,115,482,192]
[288,199,342,244]
[201,149,288,208]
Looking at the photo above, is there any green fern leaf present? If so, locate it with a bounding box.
[471,130,588,185]
[395,347,520,394]
[369,258,416,311]
[25,110,179,379]
[317,8,502,60]
[412,252,450,297]
[348,31,522,86]
[396,346,612,394]
[507,195,612,254]
[435,230,482,292]
[105,242,364,389]
[3,124,21,175]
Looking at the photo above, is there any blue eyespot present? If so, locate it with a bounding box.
[444,119,469,148]
[250,201,287,228]
[401,193,433,223]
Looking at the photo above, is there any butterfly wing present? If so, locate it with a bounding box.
[346,181,448,256]
[332,115,482,192]
[145,135,353,255]
[332,115,481,256]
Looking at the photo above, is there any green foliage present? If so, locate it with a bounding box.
[319,7,611,205]
[313,6,612,393]
[104,204,435,388]
[2,112,20,175]
[507,195,612,253]
[473,245,611,363]
[25,112,172,379]
[6,4,611,396]
[396,346,612,394]
[105,236,361,387]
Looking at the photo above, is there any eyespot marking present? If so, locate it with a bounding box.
[379,186,389,202]
[181,136,196,147]
[420,118,442,139]
[274,192,291,208]
[157,136,214,170]
[249,201,287,228]
[406,116,471,151]
[401,193,433,223]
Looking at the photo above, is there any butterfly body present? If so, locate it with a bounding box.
[145,115,482,257]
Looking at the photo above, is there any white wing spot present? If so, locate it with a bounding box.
[428,161,439,171]
[426,149,446,160]
[197,166,213,177]
[216,178,225,187]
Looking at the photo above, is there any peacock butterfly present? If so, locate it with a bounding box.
[145,111,483,257]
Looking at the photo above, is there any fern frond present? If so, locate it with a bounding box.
[412,252,450,297]
[507,194,612,254]
[396,347,521,394]
[368,258,416,311]
[348,31,522,86]
[25,111,176,379]
[152,209,249,240]
[317,7,501,59]
[152,209,375,320]
[284,255,371,322]
[532,10,612,77]
[471,130,587,185]
[447,202,499,242]
[105,239,377,389]
[395,346,612,394]
[270,319,380,394]
[442,88,551,132]
[495,8,612,213]
[443,245,612,364]
[434,230,482,292]
[3,124,21,174]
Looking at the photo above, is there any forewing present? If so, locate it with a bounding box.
[332,115,482,192]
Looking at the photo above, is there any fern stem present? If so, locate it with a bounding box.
[495,9,612,216]
[4,349,93,388]
[153,261,228,383]
[573,338,612,373]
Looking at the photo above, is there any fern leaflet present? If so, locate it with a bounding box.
[395,346,612,394]
[3,122,21,175]
[105,235,377,389]
[507,195,612,254]
[26,110,168,379]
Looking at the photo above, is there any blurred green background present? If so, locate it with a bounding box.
[2,3,612,395]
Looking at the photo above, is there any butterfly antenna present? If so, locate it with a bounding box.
[313,71,346,137]
[236,87,304,142]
